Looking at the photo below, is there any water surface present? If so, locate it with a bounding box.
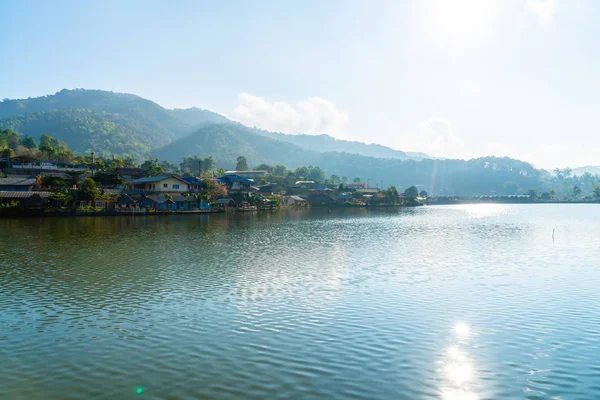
[2,205,600,399]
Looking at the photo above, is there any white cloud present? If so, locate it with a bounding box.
[526,0,558,25]
[233,93,349,136]
[397,117,465,158]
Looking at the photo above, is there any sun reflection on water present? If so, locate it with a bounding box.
[457,204,509,218]
[439,322,479,400]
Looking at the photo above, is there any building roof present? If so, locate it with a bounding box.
[225,170,269,174]
[171,194,195,202]
[130,174,188,185]
[289,195,306,201]
[217,174,255,185]
[0,177,36,186]
[142,195,175,204]
[0,191,53,199]
[117,194,137,205]
[216,198,235,204]
[182,176,204,185]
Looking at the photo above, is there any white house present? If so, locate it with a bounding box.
[129,175,189,193]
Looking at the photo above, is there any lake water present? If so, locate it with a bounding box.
[2,205,600,399]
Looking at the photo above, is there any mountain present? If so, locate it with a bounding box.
[155,123,322,168]
[156,123,544,195]
[252,129,427,160]
[571,166,600,176]
[0,89,427,162]
[0,89,229,160]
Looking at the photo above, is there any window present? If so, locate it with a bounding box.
[163,184,168,188]
[172,184,180,189]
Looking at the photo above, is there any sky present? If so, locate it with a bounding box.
[1,0,598,169]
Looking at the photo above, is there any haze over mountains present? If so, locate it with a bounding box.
[1,89,594,196]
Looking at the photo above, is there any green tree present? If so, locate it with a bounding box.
[203,156,215,174]
[22,135,38,149]
[403,186,419,198]
[140,158,164,176]
[273,165,287,176]
[593,185,600,200]
[78,178,101,207]
[255,163,273,173]
[385,185,399,203]
[526,189,538,199]
[353,177,361,183]
[572,185,582,198]
[236,156,249,171]
[419,190,428,198]
[215,167,226,177]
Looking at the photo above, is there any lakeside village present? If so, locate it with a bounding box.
[0,140,426,217]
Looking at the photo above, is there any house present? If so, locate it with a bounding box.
[171,194,196,210]
[140,195,176,210]
[129,175,189,193]
[287,195,307,206]
[0,191,52,209]
[216,198,236,208]
[217,174,257,193]
[345,182,367,190]
[116,194,140,210]
[224,170,269,180]
[0,177,36,192]
[307,193,335,205]
[182,176,205,192]
[333,193,353,204]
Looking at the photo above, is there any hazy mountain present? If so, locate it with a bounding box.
[571,166,600,176]
[252,129,428,160]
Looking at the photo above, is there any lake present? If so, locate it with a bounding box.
[2,205,600,399]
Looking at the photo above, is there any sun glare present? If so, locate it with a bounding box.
[426,0,498,54]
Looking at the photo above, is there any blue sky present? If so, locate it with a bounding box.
[1,0,598,169]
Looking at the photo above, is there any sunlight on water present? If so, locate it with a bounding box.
[456,203,509,218]
[454,322,470,338]
[440,323,479,400]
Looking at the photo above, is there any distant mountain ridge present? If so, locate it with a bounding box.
[0,89,427,161]
[251,129,427,160]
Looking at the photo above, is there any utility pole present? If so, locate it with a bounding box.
[91,151,95,178]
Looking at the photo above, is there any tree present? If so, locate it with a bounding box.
[403,186,419,198]
[216,168,226,177]
[419,190,428,198]
[526,189,538,199]
[330,175,340,184]
[236,156,249,171]
[273,165,287,177]
[140,158,164,176]
[540,192,551,201]
[593,185,600,200]
[22,135,38,149]
[353,177,361,183]
[203,156,215,174]
[78,178,101,207]
[572,185,582,198]
[385,185,399,203]
[255,163,273,173]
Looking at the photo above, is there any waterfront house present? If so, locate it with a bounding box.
[216,198,236,208]
[129,175,189,193]
[116,194,140,210]
[286,195,307,206]
[171,194,196,210]
[140,195,176,210]
[182,176,205,192]
[0,191,52,210]
[0,177,36,191]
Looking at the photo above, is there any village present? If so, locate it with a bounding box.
[0,155,421,217]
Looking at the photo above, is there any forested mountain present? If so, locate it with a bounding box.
[0,89,230,160]
[155,123,547,195]
[155,123,322,169]
[0,89,428,162]
[252,129,427,160]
